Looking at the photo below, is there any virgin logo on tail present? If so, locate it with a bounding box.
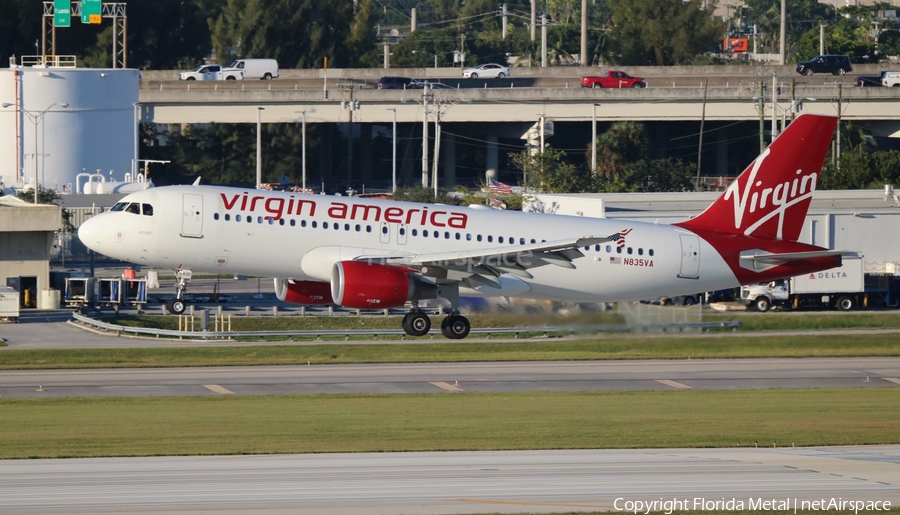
[724,148,818,239]
[677,114,837,242]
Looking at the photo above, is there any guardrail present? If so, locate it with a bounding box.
[71,312,741,341]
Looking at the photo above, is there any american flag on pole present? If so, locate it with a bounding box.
[488,177,513,194]
[608,228,633,249]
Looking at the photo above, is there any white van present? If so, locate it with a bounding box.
[225,58,279,80]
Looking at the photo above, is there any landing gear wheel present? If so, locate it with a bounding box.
[441,315,470,340]
[404,312,431,336]
[754,297,770,312]
[168,299,186,315]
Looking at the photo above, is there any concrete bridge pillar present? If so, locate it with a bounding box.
[360,124,373,187]
[486,134,499,173]
[442,132,456,188]
[716,126,729,177]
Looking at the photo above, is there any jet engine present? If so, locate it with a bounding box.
[331,261,437,309]
[274,278,334,305]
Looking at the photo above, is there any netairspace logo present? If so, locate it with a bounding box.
[613,497,892,514]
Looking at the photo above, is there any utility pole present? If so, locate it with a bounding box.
[502,4,508,39]
[256,107,264,189]
[541,13,548,67]
[581,0,588,66]
[422,84,429,188]
[759,80,765,152]
[697,79,708,190]
[779,0,786,65]
[531,0,536,42]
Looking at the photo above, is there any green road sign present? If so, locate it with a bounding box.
[54,0,71,27]
[81,0,101,24]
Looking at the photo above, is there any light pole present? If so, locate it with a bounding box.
[2,101,68,203]
[387,108,397,192]
[256,107,264,189]
[297,110,307,191]
[591,106,596,174]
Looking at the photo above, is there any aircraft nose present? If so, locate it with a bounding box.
[78,215,104,253]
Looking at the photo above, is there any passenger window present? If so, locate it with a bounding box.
[520,238,525,245]
[616,247,622,254]
[290,219,296,226]
[225,214,231,221]
[444,231,450,239]
[236,215,242,222]
[355,224,361,232]
[278,219,284,226]
[466,234,472,241]
[268,218,275,225]
[455,233,460,240]
[606,245,612,252]
[412,229,418,236]
[214,213,220,220]
[258,216,263,224]
[382,226,388,234]
[142,204,153,216]
[649,249,654,256]
[324,222,329,229]
[366,225,372,233]
[488,236,493,243]
[627,247,632,254]
[423,230,429,237]
[344,224,349,231]
[477,235,482,242]
[499,236,504,243]
[247,216,252,223]
[300,220,306,227]
[312,221,318,228]
[638,248,643,255]
[400,227,406,236]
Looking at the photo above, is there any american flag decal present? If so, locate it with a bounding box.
[609,256,622,264]
[608,228,633,249]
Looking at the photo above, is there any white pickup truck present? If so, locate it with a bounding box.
[179,64,243,81]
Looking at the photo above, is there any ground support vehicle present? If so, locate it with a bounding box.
[0,286,19,322]
[741,258,900,311]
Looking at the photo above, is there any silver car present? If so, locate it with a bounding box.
[462,63,510,79]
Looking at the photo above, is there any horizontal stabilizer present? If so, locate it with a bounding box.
[740,249,855,271]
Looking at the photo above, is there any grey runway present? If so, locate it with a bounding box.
[1,358,899,398]
[1,446,898,514]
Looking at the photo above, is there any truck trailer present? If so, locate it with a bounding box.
[741,257,900,311]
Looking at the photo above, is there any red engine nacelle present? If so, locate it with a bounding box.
[274,278,333,305]
[331,261,437,309]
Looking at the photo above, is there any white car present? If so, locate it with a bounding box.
[462,63,510,79]
[179,64,242,81]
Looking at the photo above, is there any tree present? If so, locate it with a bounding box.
[509,149,597,193]
[591,121,648,177]
[605,0,724,65]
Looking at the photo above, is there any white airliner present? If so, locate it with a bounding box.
[79,114,845,339]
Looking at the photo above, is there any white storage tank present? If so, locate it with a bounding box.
[0,63,139,193]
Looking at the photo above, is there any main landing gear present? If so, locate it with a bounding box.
[401,308,471,339]
[165,267,192,315]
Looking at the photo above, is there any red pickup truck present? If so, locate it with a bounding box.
[580,71,646,89]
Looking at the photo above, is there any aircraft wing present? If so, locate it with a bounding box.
[357,235,612,289]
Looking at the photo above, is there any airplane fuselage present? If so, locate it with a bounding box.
[80,185,740,303]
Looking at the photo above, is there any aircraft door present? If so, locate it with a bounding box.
[181,194,203,238]
[678,234,700,279]
[379,222,390,244]
[397,224,408,245]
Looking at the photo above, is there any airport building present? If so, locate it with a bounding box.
[0,195,62,308]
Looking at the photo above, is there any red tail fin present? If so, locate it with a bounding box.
[675,114,837,241]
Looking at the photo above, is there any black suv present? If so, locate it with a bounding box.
[377,76,416,89]
[795,55,852,76]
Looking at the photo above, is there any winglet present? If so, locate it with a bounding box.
[675,114,837,242]
[192,176,202,186]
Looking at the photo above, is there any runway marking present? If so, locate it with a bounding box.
[883,377,900,385]
[430,381,464,392]
[203,384,235,395]
[454,498,610,509]
[656,379,692,389]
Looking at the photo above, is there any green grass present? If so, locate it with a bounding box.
[704,311,900,331]
[2,332,900,370]
[1,389,897,459]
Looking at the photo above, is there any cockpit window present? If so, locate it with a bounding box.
[111,202,128,212]
[125,203,140,215]
[142,203,154,216]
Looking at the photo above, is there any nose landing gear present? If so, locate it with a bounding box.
[166,267,192,315]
